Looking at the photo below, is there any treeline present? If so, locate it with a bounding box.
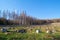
[0,10,60,26]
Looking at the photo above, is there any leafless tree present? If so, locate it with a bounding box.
[2,10,7,19]
[19,11,27,25]
[0,10,1,18]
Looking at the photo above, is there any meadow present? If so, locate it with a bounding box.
[0,23,60,40]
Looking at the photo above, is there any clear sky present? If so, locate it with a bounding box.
[0,0,60,19]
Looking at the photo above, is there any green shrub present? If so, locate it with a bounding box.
[53,35,60,40]
[0,37,7,40]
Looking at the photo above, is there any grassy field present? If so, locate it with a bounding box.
[0,23,60,40]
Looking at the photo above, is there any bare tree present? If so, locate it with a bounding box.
[19,11,27,25]
[0,10,1,18]
[2,10,7,19]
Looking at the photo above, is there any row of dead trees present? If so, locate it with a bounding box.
[0,10,58,26]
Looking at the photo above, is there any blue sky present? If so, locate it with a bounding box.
[0,0,60,19]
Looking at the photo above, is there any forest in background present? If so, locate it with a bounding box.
[0,10,60,26]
